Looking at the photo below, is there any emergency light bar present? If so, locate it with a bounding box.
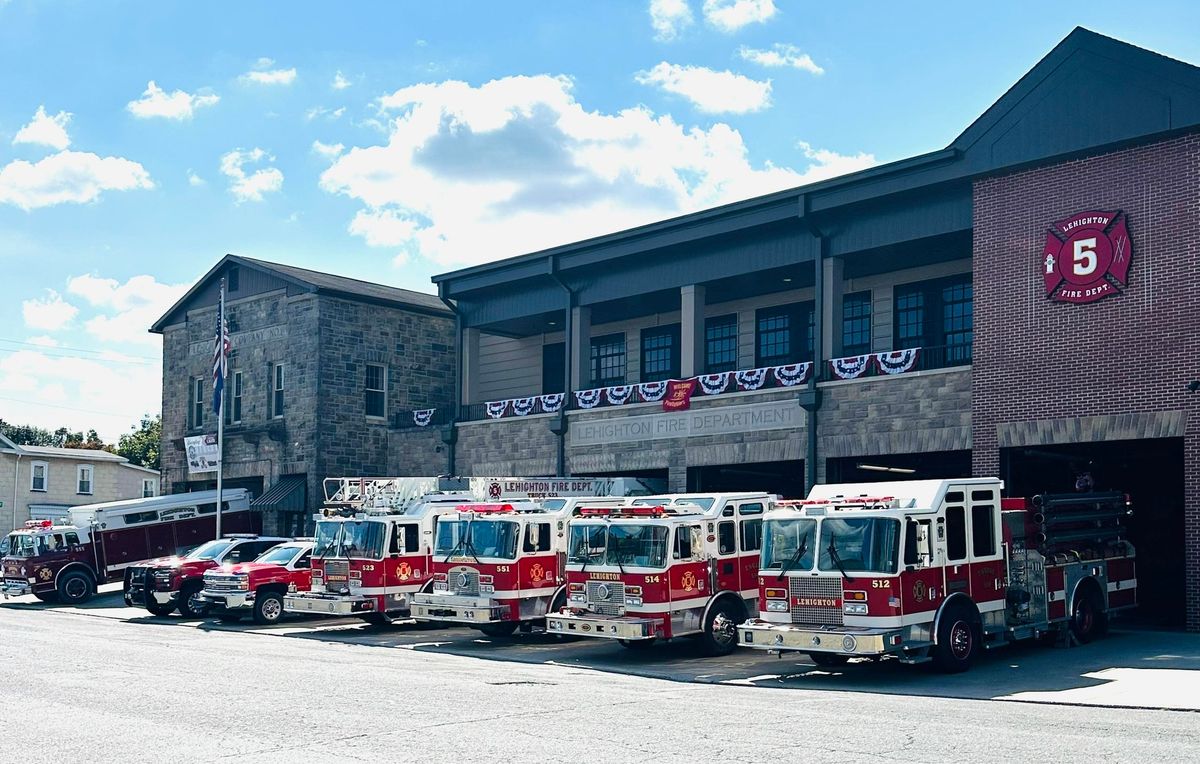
[800,496,899,507]
[455,503,515,514]
[578,505,667,517]
[24,519,53,529]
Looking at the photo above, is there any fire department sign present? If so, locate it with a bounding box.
[1041,210,1132,304]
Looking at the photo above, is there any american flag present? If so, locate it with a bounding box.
[212,283,231,414]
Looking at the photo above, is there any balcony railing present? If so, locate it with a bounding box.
[396,343,970,425]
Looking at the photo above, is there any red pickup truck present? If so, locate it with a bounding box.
[200,540,314,625]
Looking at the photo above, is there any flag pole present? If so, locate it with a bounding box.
[215,278,226,541]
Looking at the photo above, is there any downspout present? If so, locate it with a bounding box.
[799,194,826,495]
[437,289,460,476]
[548,257,574,477]
[11,452,20,532]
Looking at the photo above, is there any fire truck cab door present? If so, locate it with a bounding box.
[715,518,739,593]
[964,487,1005,612]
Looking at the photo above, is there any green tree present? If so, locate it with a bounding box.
[117,415,161,470]
[0,419,57,446]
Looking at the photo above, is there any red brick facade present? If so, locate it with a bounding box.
[972,131,1200,630]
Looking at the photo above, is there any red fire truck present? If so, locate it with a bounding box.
[738,479,1136,673]
[546,493,771,655]
[200,540,314,624]
[1,489,257,605]
[410,497,626,636]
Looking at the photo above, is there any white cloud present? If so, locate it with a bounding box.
[636,62,771,114]
[649,0,694,41]
[240,61,297,86]
[22,290,78,331]
[305,106,346,122]
[332,70,351,90]
[794,140,876,179]
[66,273,189,347]
[126,81,220,120]
[187,170,205,186]
[219,148,284,202]
[12,106,72,150]
[312,140,345,160]
[739,43,824,74]
[319,74,872,268]
[0,150,154,210]
[703,0,777,32]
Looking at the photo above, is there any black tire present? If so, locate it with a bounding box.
[176,582,209,619]
[699,598,744,657]
[931,603,980,674]
[809,652,851,668]
[1070,584,1108,644]
[56,570,94,605]
[145,596,176,617]
[252,591,286,625]
[618,638,656,650]
[33,591,59,603]
[478,622,519,638]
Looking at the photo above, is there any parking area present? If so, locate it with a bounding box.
[6,584,1199,713]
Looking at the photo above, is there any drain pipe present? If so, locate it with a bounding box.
[437,287,460,476]
[800,194,826,495]
[11,451,20,531]
[548,257,574,477]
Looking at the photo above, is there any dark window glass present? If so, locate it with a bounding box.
[523,522,552,553]
[365,364,386,418]
[739,518,763,552]
[718,521,736,555]
[590,333,625,387]
[224,372,243,425]
[945,505,967,561]
[640,325,680,382]
[943,279,973,364]
[893,276,972,363]
[271,363,285,417]
[842,291,872,355]
[541,343,565,395]
[971,505,995,557]
[190,378,204,429]
[705,314,738,373]
[895,288,925,348]
[65,532,80,546]
[227,266,240,292]
[756,303,814,366]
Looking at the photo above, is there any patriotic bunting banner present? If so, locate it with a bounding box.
[605,385,633,405]
[697,373,730,396]
[412,409,435,427]
[512,397,536,416]
[829,355,871,380]
[734,367,769,391]
[486,400,509,419]
[574,388,602,409]
[539,393,565,413]
[773,362,811,387]
[875,348,921,375]
[638,380,668,402]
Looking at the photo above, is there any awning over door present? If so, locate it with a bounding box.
[251,475,308,513]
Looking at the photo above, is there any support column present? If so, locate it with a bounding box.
[680,284,706,378]
[569,305,591,389]
[822,256,846,359]
[461,327,480,405]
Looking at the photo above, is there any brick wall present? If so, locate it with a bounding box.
[971,131,1200,630]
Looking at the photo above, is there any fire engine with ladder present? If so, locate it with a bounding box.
[737,478,1136,672]
[546,493,770,655]
[410,497,627,636]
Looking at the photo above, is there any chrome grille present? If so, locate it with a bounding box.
[204,575,246,592]
[323,560,350,582]
[449,570,480,596]
[789,577,844,626]
[586,581,625,616]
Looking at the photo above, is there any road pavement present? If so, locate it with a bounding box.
[1,588,1198,763]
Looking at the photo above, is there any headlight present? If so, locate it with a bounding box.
[311,570,323,579]
[235,576,250,590]
[624,596,643,607]
[765,599,789,612]
[480,585,495,594]
[843,602,868,615]
[569,593,586,603]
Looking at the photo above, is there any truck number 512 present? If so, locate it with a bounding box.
[871,579,891,589]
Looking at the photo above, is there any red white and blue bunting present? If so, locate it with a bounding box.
[829,354,871,380]
[734,367,769,391]
[638,380,668,402]
[511,397,537,416]
[574,388,602,409]
[605,385,633,405]
[539,393,565,413]
[772,362,812,387]
[486,400,509,419]
[697,373,730,396]
[875,347,920,375]
[413,408,435,427]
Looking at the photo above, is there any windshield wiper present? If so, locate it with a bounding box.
[442,520,471,563]
[776,531,809,581]
[826,536,855,582]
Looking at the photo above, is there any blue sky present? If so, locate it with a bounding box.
[2,0,1199,440]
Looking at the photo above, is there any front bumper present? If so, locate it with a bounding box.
[200,590,253,610]
[284,593,374,616]
[125,586,175,607]
[2,580,32,598]
[410,592,507,624]
[545,611,660,641]
[738,619,904,656]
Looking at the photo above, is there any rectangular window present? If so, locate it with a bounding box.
[893,275,972,364]
[523,522,552,553]
[640,324,680,383]
[971,504,996,558]
[842,291,872,355]
[224,371,243,426]
[541,343,565,395]
[673,525,703,561]
[65,531,80,546]
[227,266,240,292]
[76,465,93,495]
[30,461,48,492]
[942,279,973,364]
[190,377,205,429]
[718,521,737,555]
[705,314,738,373]
[755,303,814,367]
[945,505,967,562]
[894,287,926,349]
[365,363,387,418]
[590,333,625,387]
[270,363,285,418]
[142,479,157,498]
[740,518,763,552]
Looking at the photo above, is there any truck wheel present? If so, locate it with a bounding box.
[252,592,285,625]
[699,598,744,657]
[33,591,59,603]
[145,597,176,617]
[56,570,94,604]
[809,653,851,668]
[176,583,209,619]
[478,622,519,638]
[618,638,656,650]
[1070,585,1108,644]
[931,603,979,674]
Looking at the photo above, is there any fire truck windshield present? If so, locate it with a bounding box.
[3,533,37,558]
[313,521,386,560]
[567,524,669,569]
[817,517,901,575]
[761,518,817,571]
[434,520,519,560]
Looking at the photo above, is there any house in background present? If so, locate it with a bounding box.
[0,432,161,530]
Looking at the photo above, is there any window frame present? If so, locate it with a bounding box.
[892,274,973,361]
[704,314,738,374]
[841,290,872,356]
[190,377,205,430]
[224,371,243,426]
[76,464,94,496]
[589,333,626,387]
[142,479,157,498]
[270,362,285,419]
[640,324,680,383]
[755,302,815,367]
[365,363,387,419]
[945,504,967,562]
[30,460,49,492]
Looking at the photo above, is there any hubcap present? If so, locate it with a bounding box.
[1077,601,1093,633]
[188,592,204,613]
[65,578,86,598]
[712,612,736,645]
[949,620,972,660]
[262,598,282,621]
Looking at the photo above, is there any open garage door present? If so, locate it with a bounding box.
[826,450,972,483]
[1002,438,1185,629]
[687,460,805,499]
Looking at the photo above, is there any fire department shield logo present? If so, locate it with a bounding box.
[913,580,927,603]
[37,567,53,581]
[488,482,502,500]
[529,563,545,582]
[681,571,696,592]
[1042,210,1132,304]
[397,562,412,581]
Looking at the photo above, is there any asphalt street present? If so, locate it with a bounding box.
[1,587,1198,763]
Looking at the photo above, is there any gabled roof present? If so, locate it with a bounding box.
[151,254,452,332]
[0,440,156,472]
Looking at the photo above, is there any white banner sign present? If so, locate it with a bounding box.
[185,434,219,474]
[569,400,802,447]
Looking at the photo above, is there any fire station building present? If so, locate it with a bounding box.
[407,29,1200,629]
